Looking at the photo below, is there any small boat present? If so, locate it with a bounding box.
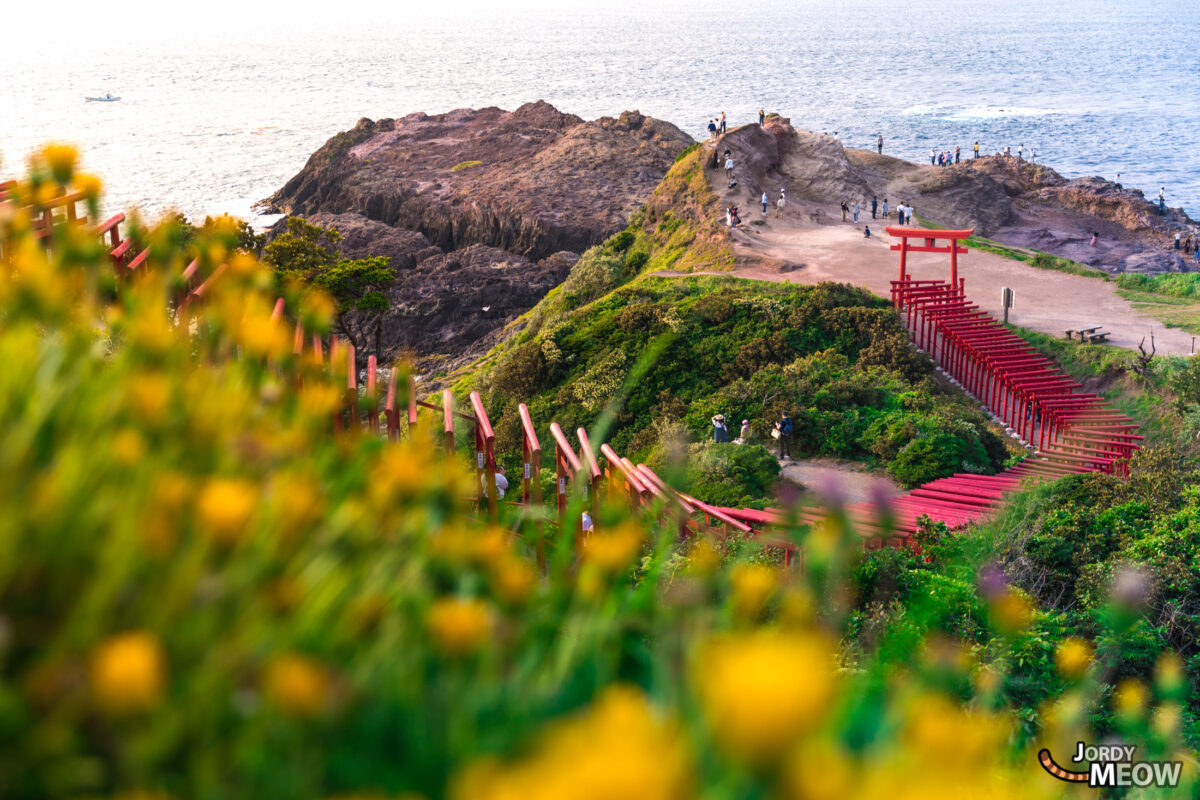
[86,93,121,102]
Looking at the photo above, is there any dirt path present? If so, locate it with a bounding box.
[659,197,1195,356]
[779,457,901,506]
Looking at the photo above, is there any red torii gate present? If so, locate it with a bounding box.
[886,226,973,288]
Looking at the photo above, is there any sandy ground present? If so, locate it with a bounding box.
[779,457,901,506]
[661,202,1196,356]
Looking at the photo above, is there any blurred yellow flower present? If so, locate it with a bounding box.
[75,172,102,199]
[989,587,1033,634]
[34,181,58,208]
[299,383,344,419]
[490,555,537,605]
[687,537,721,577]
[428,597,493,657]
[729,562,779,620]
[127,372,172,425]
[238,312,290,359]
[111,428,147,465]
[451,686,693,800]
[228,251,259,276]
[780,740,854,800]
[1156,651,1186,698]
[42,143,77,183]
[1114,678,1148,720]
[1054,637,1092,681]
[582,521,643,574]
[196,477,259,545]
[265,654,330,717]
[375,446,432,497]
[91,631,166,714]
[696,631,837,763]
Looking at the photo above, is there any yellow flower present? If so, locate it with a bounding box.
[687,537,721,577]
[1114,678,1149,720]
[989,587,1033,634]
[298,382,344,419]
[729,563,779,620]
[111,428,146,465]
[228,251,259,276]
[34,181,59,208]
[127,372,172,425]
[428,598,493,656]
[374,446,432,497]
[42,143,78,183]
[582,521,644,574]
[265,654,330,717]
[90,631,166,713]
[490,555,537,605]
[696,631,837,764]
[196,477,259,545]
[75,172,102,200]
[451,686,693,800]
[1054,637,1092,681]
[238,311,290,358]
[780,740,854,800]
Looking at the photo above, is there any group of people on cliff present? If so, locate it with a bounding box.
[711,412,795,459]
[840,197,913,226]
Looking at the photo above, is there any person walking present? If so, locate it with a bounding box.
[775,411,793,460]
[973,141,980,158]
[954,145,960,163]
[877,134,884,154]
[712,414,730,443]
[840,200,848,222]
[724,154,734,182]
[719,111,727,134]
[871,196,878,219]
[852,200,860,223]
[759,108,765,126]
[761,191,769,215]
[708,119,717,139]
[882,197,889,219]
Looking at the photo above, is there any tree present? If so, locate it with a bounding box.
[263,218,396,357]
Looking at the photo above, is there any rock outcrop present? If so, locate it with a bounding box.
[265,103,691,367]
[710,117,1197,274]
[265,102,692,260]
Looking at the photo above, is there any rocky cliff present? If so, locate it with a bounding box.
[265,101,692,260]
[265,102,692,369]
[713,117,1197,274]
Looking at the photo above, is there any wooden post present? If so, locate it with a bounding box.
[518,403,544,569]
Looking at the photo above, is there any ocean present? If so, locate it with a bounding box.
[2,0,1197,225]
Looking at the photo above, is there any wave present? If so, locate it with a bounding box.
[901,104,1062,121]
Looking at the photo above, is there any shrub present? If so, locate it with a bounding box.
[625,249,649,271]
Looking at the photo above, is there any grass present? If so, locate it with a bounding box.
[1113,274,1200,335]
[916,217,1108,280]
[451,160,483,171]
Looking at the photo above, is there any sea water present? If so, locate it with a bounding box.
[1,0,1197,224]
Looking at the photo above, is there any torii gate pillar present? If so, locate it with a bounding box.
[886,226,973,292]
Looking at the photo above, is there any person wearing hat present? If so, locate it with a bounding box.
[712,414,730,443]
[736,419,751,444]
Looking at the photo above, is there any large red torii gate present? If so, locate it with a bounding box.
[886,226,973,288]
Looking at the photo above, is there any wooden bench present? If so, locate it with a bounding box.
[1063,325,1102,342]
[1083,330,1111,344]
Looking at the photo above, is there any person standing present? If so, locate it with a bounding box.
[1090,230,1098,247]
[725,155,734,182]
[776,412,793,460]
[930,148,936,165]
[877,134,884,154]
[840,200,848,222]
[1004,145,1011,157]
[954,145,960,163]
[852,200,860,223]
[738,419,751,443]
[719,111,727,134]
[1018,144,1024,160]
[1029,147,1036,163]
[708,119,717,138]
[1159,187,1166,215]
[759,108,765,126]
[761,191,769,215]
[776,188,786,217]
[881,197,889,219]
[712,414,730,443]
[726,205,732,228]
[871,196,878,219]
[973,141,980,158]
[1175,232,1182,250]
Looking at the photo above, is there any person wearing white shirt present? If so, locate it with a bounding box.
[481,467,508,499]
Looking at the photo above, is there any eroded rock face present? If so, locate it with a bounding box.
[714,117,1197,273]
[266,102,692,260]
[292,212,576,368]
[267,104,691,367]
